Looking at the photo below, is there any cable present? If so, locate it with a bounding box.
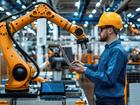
[6,22,40,80]
[15,45,29,61]
[0,2,57,22]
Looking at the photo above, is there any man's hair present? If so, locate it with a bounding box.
[112,27,119,35]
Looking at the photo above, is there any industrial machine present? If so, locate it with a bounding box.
[128,24,140,35]
[48,45,74,71]
[128,48,140,64]
[48,45,64,71]
[0,2,88,92]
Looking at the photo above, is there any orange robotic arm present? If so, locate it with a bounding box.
[0,2,88,91]
[128,24,140,35]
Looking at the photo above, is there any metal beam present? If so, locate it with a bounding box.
[5,0,22,11]
[48,0,58,12]
[132,13,140,19]
[78,0,91,22]
[129,17,140,24]
[66,17,99,25]
[115,0,131,13]
[128,10,140,24]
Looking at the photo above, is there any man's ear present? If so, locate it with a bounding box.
[107,27,113,34]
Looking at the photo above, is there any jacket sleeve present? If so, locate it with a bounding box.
[84,64,98,71]
[85,48,126,86]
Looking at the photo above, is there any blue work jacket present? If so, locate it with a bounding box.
[85,40,128,98]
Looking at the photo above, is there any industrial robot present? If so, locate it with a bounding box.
[0,2,88,91]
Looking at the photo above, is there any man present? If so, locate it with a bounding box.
[71,12,128,105]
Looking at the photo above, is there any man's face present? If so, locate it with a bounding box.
[98,27,108,42]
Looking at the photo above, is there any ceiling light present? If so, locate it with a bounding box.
[74,12,78,16]
[27,28,31,32]
[22,5,26,9]
[72,21,76,24]
[92,9,96,14]
[137,18,140,22]
[89,14,93,18]
[24,26,28,29]
[84,24,88,27]
[12,16,16,19]
[129,22,132,25]
[16,0,21,4]
[75,2,79,7]
[85,21,89,25]
[106,8,110,11]
[127,13,132,17]
[96,2,101,7]
[124,24,128,28]
[136,7,140,12]
[132,24,135,27]
[6,12,11,16]
[0,7,4,11]
[75,1,80,9]
[131,15,134,18]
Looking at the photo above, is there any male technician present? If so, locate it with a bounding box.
[71,12,128,105]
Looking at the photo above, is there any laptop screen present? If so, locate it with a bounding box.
[40,82,65,95]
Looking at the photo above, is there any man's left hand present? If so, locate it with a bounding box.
[69,63,86,73]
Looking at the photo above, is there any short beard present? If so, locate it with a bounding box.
[99,36,108,42]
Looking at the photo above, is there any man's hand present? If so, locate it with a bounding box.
[69,60,86,73]
[71,60,84,66]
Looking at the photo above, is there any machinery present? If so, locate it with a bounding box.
[48,45,66,71]
[128,24,140,35]
[128,48,140,63]
[81,50,99,64]
[0,2,88,91]
[48,45,74,72]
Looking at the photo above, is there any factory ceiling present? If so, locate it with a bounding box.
[0,0,140,26]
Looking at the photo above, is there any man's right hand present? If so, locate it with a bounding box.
[71,60,84,66]
[69,60,86,73]
[69,65,85,73]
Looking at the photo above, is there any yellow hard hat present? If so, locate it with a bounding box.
[97,12,123,30]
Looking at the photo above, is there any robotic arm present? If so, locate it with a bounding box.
[0,2,88,91]
[128,24,140,35]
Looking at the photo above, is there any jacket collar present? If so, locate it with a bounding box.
[105,40,121,49]
[107,38,118,45]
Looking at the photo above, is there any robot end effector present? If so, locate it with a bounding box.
[70,25,88,50]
